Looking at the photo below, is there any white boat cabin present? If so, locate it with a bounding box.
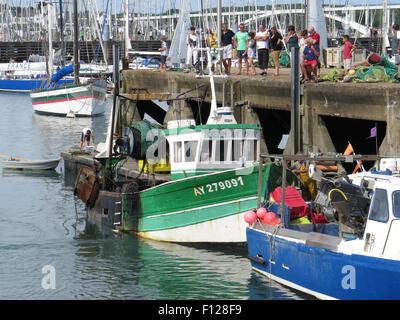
[343,167,400,259]
[163,110,261,180]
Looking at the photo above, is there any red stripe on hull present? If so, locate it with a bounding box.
[32,95,104,106]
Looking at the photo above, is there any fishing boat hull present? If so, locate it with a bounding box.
[1,158,60,170]
[30,81,107,116]
[0,78,74,93]
[85,164,288,244]
[247,224,400,300]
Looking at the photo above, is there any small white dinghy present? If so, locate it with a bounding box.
[0,155,60,171]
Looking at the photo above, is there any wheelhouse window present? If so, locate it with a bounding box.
[392,191,400,218]
[184,141,198,162]
[200,139,212,163]
[174,141,182,163]
[232,139,243,162]
[215,140,229,162]
[369,188,389,222]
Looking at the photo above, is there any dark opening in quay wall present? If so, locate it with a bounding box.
[322,116,387,171]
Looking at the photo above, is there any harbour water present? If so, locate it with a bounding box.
[0,92,306,300]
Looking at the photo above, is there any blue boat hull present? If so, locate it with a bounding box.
[247,226,400,299]
[0,78,74,93]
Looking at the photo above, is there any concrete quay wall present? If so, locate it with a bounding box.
[122,70,400,157]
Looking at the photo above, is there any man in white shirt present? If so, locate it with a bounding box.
[254,24,270,76]
[185,27,199,72]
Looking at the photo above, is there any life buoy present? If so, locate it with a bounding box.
[308,164,322,181]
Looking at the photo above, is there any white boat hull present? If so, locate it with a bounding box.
[1,158,60,170]
[137,206,250,243]
[30,81,107,116]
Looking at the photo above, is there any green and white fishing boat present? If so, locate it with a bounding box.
[76,49,283,244]
[131,116,264,243]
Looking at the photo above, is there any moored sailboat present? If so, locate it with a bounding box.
[29,0,107,117]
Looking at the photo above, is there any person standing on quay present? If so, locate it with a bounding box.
[392,24,400,83]
[185,27,199,72]
[255,24,269,76]
[308,26,321,75]
[221,24,235,75]
[299,29,308,66]
[158,37,169,72]
[206,29,218,72]
[343,35,356,71]
[285,25,299,63]
[247,32,257,76]
[234,23,250,75]
[270,27,283,76]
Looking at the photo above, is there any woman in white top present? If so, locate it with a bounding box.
[298,29,308,65]
[254,24,270,76]
[185,27,199,71]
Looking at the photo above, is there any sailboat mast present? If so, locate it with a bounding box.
[382,0,388,56]
[217,0,221,52]
[48,2,53,76]
[125,0,132,56]
[59,0,65,66]
[73,0,79,84]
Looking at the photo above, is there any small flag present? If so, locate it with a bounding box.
[352,163,360,174]
[352,160,366,173]
[343,143,354,156]
[368,126,377,139]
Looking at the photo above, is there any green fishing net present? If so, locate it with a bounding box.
[352,65,391,82]
[320,55,399,83]
[269,50,291,67]
[320,68,343,82]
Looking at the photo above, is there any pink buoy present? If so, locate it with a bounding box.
[263,211,276,224]
[256,207,267,220]
[270,217,281,226]
[244,210,257,224]
[261,211,281,226]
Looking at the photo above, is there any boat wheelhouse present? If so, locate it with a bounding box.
[164,116,261,180]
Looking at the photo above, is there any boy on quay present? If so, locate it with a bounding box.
[343,35,356,71]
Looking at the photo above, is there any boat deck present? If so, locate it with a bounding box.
[61,150,171,184]
[252,221,342,251]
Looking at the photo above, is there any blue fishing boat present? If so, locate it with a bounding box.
[246,154,400,300]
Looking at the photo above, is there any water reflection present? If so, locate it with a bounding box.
[31,103,111,158]
[1,169,62,179]
[0,92,306,300]
[68,222,305,300]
